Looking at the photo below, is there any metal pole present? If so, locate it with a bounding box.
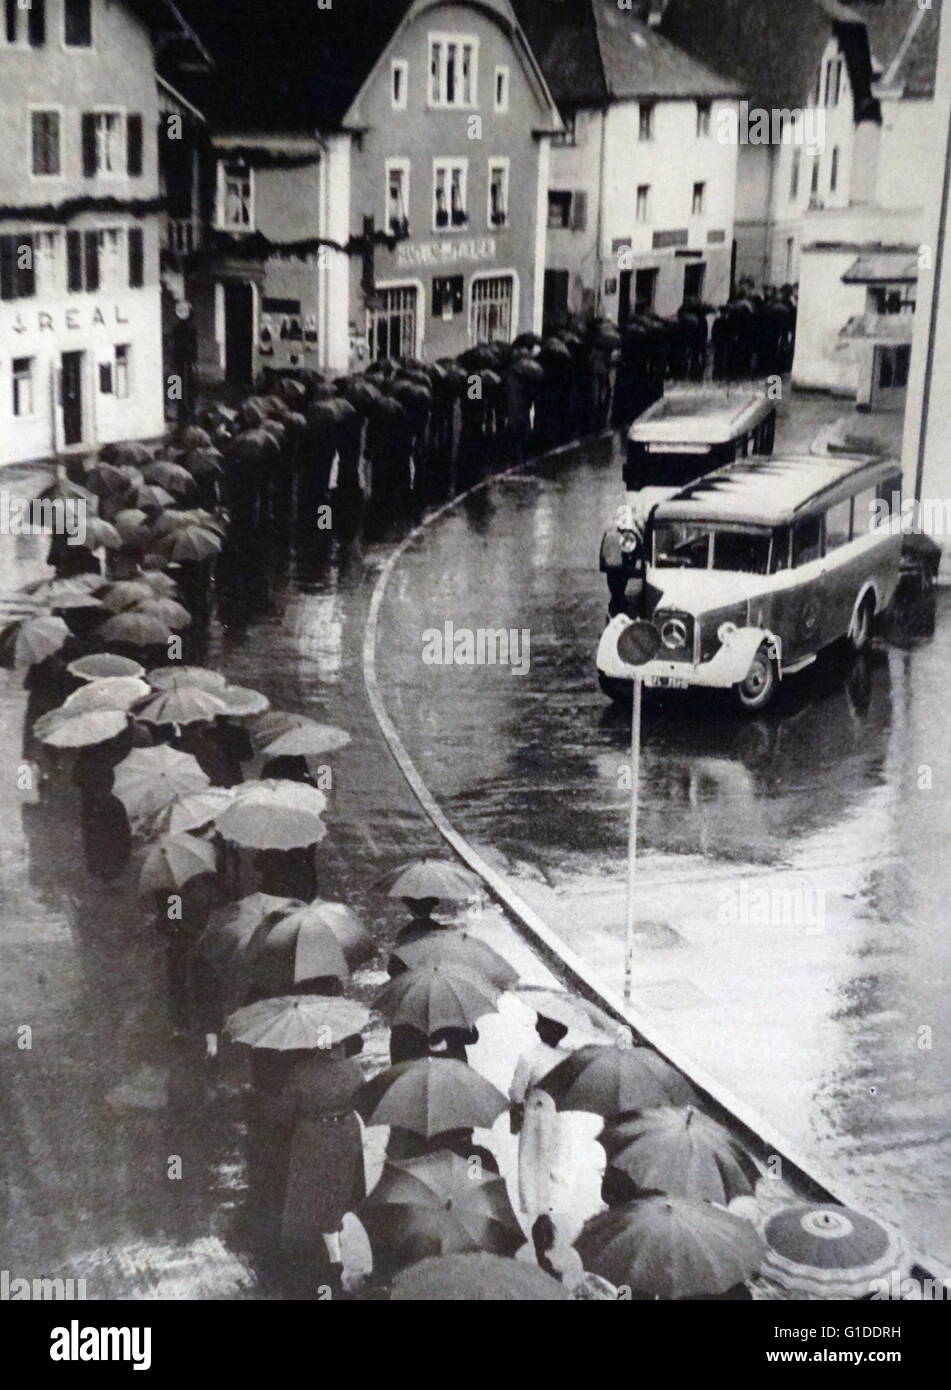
[624,672,642,1000]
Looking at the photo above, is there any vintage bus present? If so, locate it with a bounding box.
[597,452,903,711]
[623,389,777,491]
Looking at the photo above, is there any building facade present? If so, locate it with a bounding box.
[0,0,189,466]
[172,0,561,381]
[517,0,741,326]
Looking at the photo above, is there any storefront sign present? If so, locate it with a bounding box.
[396,237,497,270]
[1,302,133,337]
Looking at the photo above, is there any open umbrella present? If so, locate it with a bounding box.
[511,357,544,383]
[259,721,352,759]
[391,1253,570,1302]
[60,676,150,714]
[99,610,171,648]
[181,448,224,480]
[761,1205,910,1300]
[155,523,222,564]
[13,615,70,667]
[374,962,500,1035]
[224,995,370,1051]
[69,653,145,682]
[241,911,351,991]
[392,931,519,990]
[45,587,106,613]
[139,570,181,598]
[125,483,174,511]
[354,1058,507,1138]
[576,1198,764,1300]
[152,786,238,836]
[601,1107,759,1204]
[108,442,153,469]
[135,686,229,727]
[101,581,155,613]
[112,509,151,546]
[511,986,618,1040]
[359,1152,522,1273]
[151,508,227,538]
[539,1044,696,1117]
[20,573,102,602]
[113,745,209,823]
[199,893,301,969]
[83,460,128,497]
[144,461,196,497]
[80,517,122,551]
[218,685,271,718]
[148,665,227,693]
[215,780,328,850]
[133,597,192,631]
[33,707,127,748]
[271,900,374,968]
[139,832,217,896]
[36,467,96,507]
[376,858,482,902]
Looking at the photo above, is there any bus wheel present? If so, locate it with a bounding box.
[734,645,777,712]
[598,672,632,704]
[848,593,875,653]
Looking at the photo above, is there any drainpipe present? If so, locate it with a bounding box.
[595,103,608,318]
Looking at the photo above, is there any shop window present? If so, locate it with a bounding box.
[368,284,419,360]
[470,274,514,343]
[12,358,35,417]
[432,274,464,320]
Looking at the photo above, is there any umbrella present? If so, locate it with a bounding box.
[181,448,224,480]
[218,685,270,718]
[241,912,352,990]
[68,653,144,682]
[46,587,106,613]
[155,524,222,563]
[510,357,544,383]
[143,461,196,496]
[576,1198,764,1300]
[124,483,174,511]
[81,518,122,550]
[135,686,229,727]
[98,610,171,648]
[113,746,209,822]
[139,570,181,598]
[538,1044,696,1117]
[151,508,227,538]
[391,1253,570,1302]
[108,442,153,469]
[152,786,238,836]
[392,931,519,990]
[112,508,150,542]
[83,460,128,496]
[36,467,96,507]
[359,1152,522,1272]
[174,424,212,450]
[60,677,150,714]
[513,331,543,350]
[376,858,482,902]
[259,721,351,759]
[133,597,192,631]
[20,573,102,602]
[511,986,618,1040]
[600,1107,759,1204]
[148,665,227,693]
[101,581,155,613]
[199,893,301,969]
[761,1205,910,1300]
[33,707,127,748]
[224,995,370,1051]
[354,1058,507,1138]
[139,832,217,896]
[13,615,70,667]
[215,780,328,850]
[272,900,374,968]
[374,962,500,1034]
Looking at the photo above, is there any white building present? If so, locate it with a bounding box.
[516,0,742,325]
[0,0,203,466]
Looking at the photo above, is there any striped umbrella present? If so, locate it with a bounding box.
[761,1205,910,1300]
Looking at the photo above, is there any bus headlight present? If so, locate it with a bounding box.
[717,621,738,644]
[619,529,638,555]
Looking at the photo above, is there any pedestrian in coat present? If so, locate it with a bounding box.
[509,1013,574,1253]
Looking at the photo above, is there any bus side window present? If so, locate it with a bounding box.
[875,476,902,515]
[852,485,878,538]
[792,515,822,567]
[824,497,852,551]
[771,526,791,572]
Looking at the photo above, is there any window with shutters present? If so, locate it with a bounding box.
[0,233,36,300]
[12,358,36,418]
[547,191,572,229]
[636,185,650,223]
[83,111,124,177]
[35,230,60,295]
[429,34,478,109]
[64,0,92,47]
[31,110,61,177]
[488,159,508,228]
[66,229,100,291]
[128,226,145,287]
[97,227,122,289]
[470,273,515,344]
[433,158,467,230]
[4,0,45,45]
[217,161,254,230]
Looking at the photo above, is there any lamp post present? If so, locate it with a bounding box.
[615,619,661,1000]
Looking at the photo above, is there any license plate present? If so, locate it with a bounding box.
[645,675,689,690]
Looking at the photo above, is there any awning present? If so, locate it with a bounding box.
[843,253,918,285]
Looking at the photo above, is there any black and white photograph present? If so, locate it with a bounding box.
[0,0,949,1344]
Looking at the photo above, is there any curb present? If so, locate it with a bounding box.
[362,439,950,1286]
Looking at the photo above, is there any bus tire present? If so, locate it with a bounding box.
[734,644,778,712]
[848,592,875,653]
[598,672,632,704]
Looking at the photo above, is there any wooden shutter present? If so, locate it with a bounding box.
[81,113,97,177]
[83,231,100,292]
[128,227,144,288]
[28,0,46,46]
[127,114,143,177]
[0,236,15,301]
[570,190,587,231]
[16,234,35,298]
[66,230,83,290]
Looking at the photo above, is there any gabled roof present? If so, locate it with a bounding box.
[660,0,881,119]
[849,0,942,97]
[513,0,742,105]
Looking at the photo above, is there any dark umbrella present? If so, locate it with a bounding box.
[601,1106,759,1203]
[392,931,519,990]
[577,1198,764,1299]
[374,962,499,1034]
[391,1253,570,1301]
[539,1044,696,1117]
[354,1058,507,1137]
[374,858,482,902]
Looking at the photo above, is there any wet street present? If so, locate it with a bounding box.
[1,387,948,1294]
[377,417,951,1271]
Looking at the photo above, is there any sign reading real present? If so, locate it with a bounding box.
[0,303,134,337]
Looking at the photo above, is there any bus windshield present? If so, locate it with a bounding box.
[653,523,772,575]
